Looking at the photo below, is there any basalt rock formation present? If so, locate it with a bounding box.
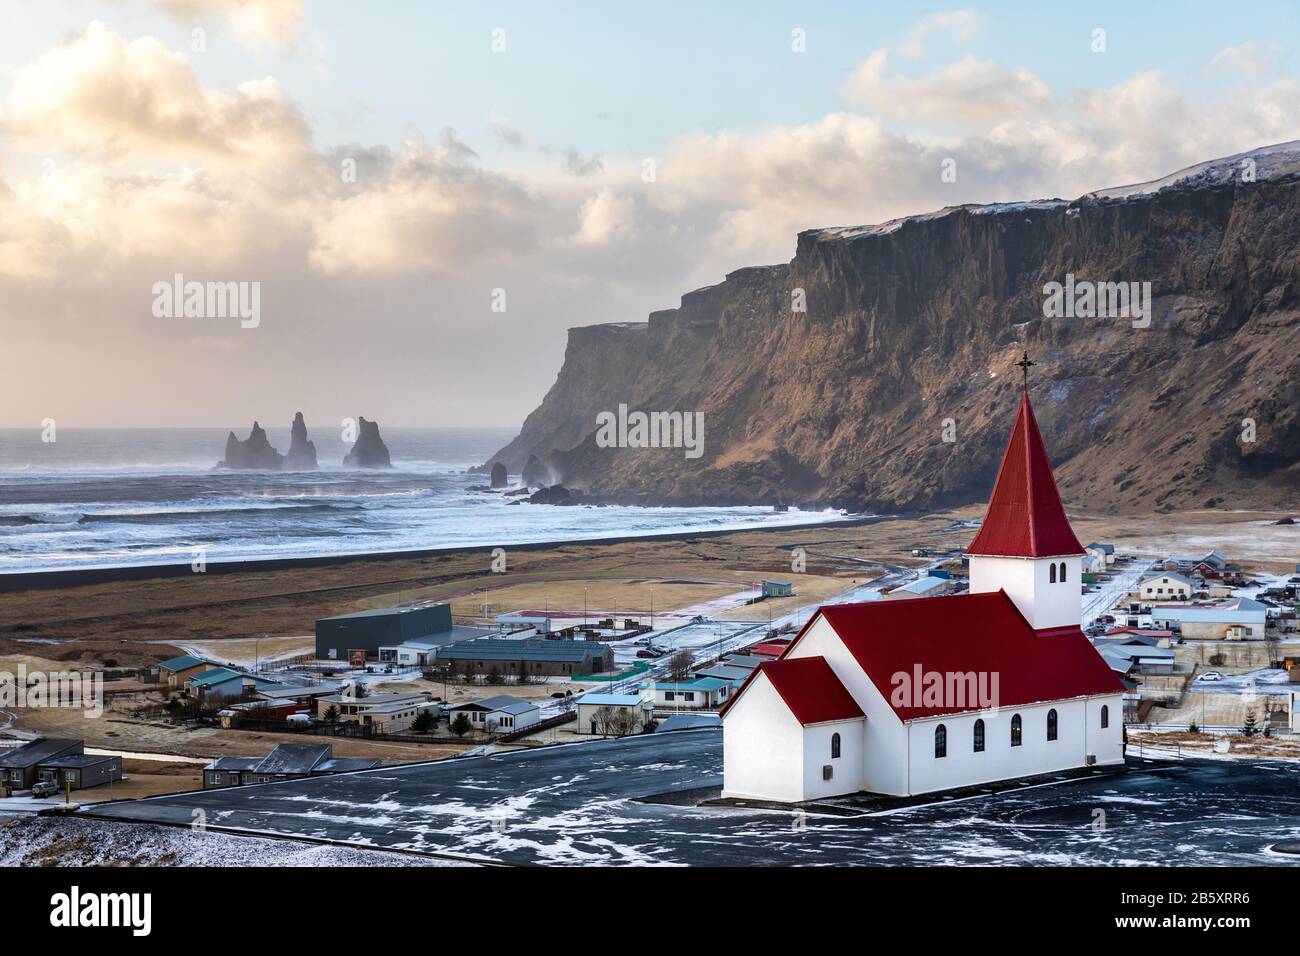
[489,461,508,488]
[343,417,392,468]
[284,412,318,470]
[217,421,284,470]
[484,143,1300,513]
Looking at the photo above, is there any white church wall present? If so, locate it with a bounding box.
[785,615,910,796]
[1084,696,1126,766]
[721,673,806,802]
[904,696,1116,795]
[969,555,1081,630]
[802,720,865,800]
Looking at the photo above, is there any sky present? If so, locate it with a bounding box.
[1,0,1299,427]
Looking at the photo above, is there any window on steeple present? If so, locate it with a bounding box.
[1059,562,1067,582]
[1049,563,1057,583]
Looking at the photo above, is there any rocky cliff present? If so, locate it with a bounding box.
[487,143,1300,513]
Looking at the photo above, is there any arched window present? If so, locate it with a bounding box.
[1010,713,1022,747]
[1100,705,1109,729]
[1059,562,1067,582]
[1049,563,1057,583]
[973,718,985,753]
[934,724,947,758]
[831,732,841,759]
[1047,708,1058,741]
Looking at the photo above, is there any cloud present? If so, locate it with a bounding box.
[573,187,636,246]
[309,139,540,274]
[899,9,987,58]
[845,51,1052,127]
[155,0,304,47]
[4,21,310,162]
[1208,40,1279,78]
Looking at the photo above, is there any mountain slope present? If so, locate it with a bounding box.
[486,143,1300,513]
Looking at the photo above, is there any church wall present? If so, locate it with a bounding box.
[786,615,910,796]
[969,555,1081,630]
[1084,695,1126,766]
[903,695,1116,795]
[802,720,865,800]
[721,673,806,802]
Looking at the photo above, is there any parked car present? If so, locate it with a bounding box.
[1198,671,1224,682]
[636,649,658,659]
[31,780,59,798]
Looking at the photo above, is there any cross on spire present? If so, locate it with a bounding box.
[1015,350,1036,391]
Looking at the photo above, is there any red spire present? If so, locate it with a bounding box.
[966,389,1085,558]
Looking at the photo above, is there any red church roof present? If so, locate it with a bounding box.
[721,656,864,726]
[808,591,1122,721]
[966,390,1085,558]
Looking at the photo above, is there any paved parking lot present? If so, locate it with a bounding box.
[82,729,1300,865]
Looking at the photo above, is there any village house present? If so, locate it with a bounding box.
[203,743,381,788]
[0,738,84,791]
[1140,572,1196,601]
[186,667,282,703]
[157,654,216,690]
[35,754,123,791]
[885,575,954,600]
[576,693,653,735]
[1148,597,1268,640]
[646,677,731,710]
[315,691,432,733]
[721,389,1125,802]
[445,695,541,733]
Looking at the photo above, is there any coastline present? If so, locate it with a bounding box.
[0,513,891,593]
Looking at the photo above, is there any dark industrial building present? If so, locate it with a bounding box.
[315,603,466,661]
[435,638,614,677]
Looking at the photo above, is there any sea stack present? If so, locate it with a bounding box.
[218,421,285,470]
[489,461,508,488]
[284,412,318,470]
[343,417,392,468]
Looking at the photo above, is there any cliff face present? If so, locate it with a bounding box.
[487,144,1300,513]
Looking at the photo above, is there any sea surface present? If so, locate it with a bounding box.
[0,427,844,573]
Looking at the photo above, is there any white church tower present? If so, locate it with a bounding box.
[966,373,1086,632]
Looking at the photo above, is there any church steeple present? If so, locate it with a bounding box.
[967,387,1085,559]
[967,378,1085,631]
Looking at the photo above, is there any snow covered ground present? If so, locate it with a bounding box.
[80,729,1300,866]
[0,814,467,867]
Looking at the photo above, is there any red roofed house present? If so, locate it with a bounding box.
[721,389,1125,802]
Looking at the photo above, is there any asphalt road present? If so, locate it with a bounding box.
[83,729,1300,866]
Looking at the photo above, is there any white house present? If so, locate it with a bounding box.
[1148,598,1268,640]
[576,693,653,735]
[1140,572,1195,601]
[446,695,540,733]
[645,677,731,710]
[721,389,1126,802]
[884,575,952,600]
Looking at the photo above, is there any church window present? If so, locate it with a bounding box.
[934,724,947,758]
[1047,708,1058,741]
[1059,562,1067,582]
[1049,563,1057,583]
[1100,705,1109,729]
[831,732,841,759]
[973,718,985,753]
[1010,714,1022,747]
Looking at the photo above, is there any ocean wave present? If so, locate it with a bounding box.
[75,502,364,524]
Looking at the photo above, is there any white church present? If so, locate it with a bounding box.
[720,386,1126,803]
